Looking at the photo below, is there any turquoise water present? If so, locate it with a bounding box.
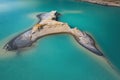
[0,0,120,80]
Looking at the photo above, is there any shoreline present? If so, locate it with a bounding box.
[4,24,103,56]
[3,11,104,56]
[76,0,120,7]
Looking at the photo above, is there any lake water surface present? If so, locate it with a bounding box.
[0,0,120,80]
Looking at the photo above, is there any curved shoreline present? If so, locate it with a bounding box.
[76,0,120,7]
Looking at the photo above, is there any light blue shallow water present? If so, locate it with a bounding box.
[0,0,120,80]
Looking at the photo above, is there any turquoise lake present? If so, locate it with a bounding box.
[0,0,120,80]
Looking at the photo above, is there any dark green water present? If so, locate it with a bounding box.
[0,0,120,80]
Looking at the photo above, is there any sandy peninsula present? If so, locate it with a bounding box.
[3,11,103,56]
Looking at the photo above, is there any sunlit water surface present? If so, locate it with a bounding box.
[0,0,120,80]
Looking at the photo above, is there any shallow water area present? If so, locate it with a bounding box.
[0,0,120,80]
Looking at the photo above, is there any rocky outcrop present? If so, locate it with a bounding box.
[3,11,103,56]
[77,0,120,7]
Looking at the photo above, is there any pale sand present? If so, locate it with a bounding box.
[30,20,83,42]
